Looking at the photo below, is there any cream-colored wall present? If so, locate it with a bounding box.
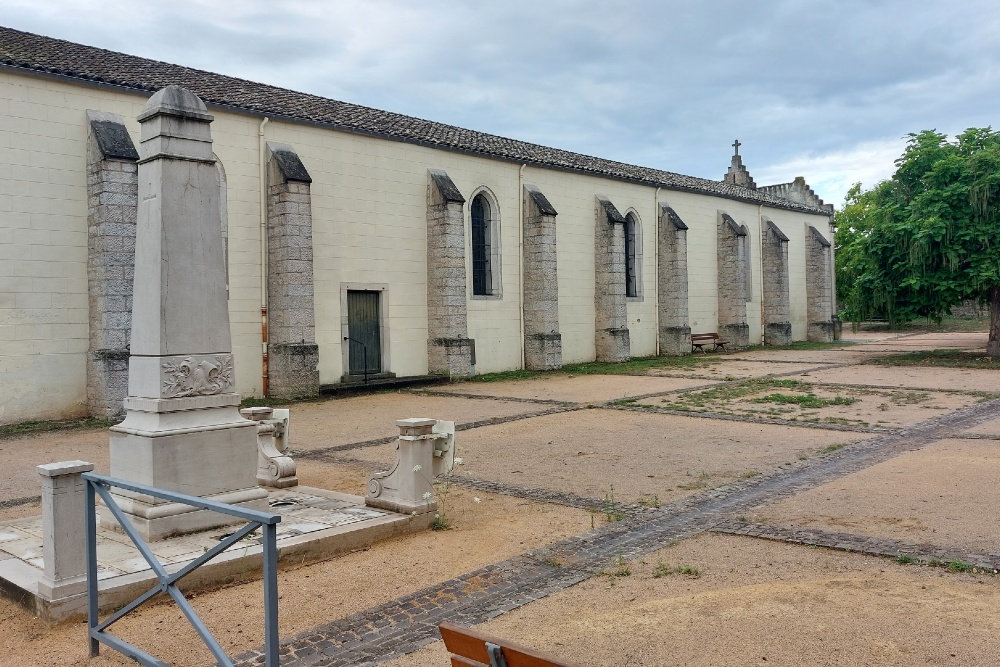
[0,69,831,424]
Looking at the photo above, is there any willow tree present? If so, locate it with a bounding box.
[837,128,1000,356]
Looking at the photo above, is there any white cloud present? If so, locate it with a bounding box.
[756,138,908,207]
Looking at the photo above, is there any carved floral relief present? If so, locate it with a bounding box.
[161,355,234,397]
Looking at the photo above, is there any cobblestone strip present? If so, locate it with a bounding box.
[237,396,1000,667]
[712,520,1000,571]
[0,495,40,510]
[601,402,889,434]
[293,406,581,458]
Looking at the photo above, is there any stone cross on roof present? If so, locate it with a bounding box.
[732,139,741,156]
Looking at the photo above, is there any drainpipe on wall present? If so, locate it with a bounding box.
[758,203,765,345]
[518,164,527,370]
[653,186,660,356]
[259,117,270,395]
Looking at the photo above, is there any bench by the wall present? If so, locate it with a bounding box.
[439,622,589,667]
[691,333,729,353]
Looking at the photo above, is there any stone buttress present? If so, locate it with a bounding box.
[594,196,630,362]
[806,224,835,342]
[657,203,690,355]
[761,217,792,345]
[716,211,750,347]
[522,184,561,370]
[426,169,474,376]
[265,141,320,399]
[86,111,139,420]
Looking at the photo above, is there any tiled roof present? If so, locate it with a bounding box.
[0,25,831,215]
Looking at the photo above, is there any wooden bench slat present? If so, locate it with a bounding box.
[440,622,589,667]
[451,656,487,667]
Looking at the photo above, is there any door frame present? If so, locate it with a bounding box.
[340,283,391,379]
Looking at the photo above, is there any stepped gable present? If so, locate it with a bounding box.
[0,25,831,215]
[759,176,835,213]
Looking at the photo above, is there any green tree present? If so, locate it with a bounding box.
[837,128,1000,356]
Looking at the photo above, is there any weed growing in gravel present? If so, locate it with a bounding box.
[677,471,712,491]
[817,443,848,455]
[896,554,920,564]
[602,485,626,522]
[605,555,632,585]
[653,561,701,578]
[637,494,661,508]
[948,560,976,573]
[753,393,857,409]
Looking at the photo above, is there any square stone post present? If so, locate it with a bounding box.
[657,203,691,355]
[806,224,835,342]
[523,184,562,370]
[108,86,266,540]
[761,218,792,345]
[265,141,319,399]
[717,211,750,347]
[37,461,94,600]
[86,111,139,420]
[426,169,474,377]
[595,195,630,362]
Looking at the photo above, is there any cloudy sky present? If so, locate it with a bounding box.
[5,0,1000,206]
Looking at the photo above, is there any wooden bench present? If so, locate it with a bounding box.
[691,332,729,353]
[440,622,589,667]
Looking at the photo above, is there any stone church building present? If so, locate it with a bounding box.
[0,26,836,425]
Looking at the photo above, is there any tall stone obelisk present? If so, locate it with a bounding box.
[108,86,267,540]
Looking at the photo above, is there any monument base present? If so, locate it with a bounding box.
[108,395,267,541]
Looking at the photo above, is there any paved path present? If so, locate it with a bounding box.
[236,392,1000,666]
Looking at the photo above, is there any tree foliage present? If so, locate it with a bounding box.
[835,128,1000,353]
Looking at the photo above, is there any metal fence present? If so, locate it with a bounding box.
[83,472,281,666]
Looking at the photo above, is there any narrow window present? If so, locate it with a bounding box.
[471,194,492,296]
[625,212,638,298]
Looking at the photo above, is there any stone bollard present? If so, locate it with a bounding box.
[366,418,454,515]
[240,407,298,488]
[37,460,95,600]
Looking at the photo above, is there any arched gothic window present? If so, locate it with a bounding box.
[471,192,499,296]
[624,211,642,299]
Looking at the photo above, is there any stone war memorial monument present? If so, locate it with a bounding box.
[107,85,267,540]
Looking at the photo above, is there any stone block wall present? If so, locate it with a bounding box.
[657,203,690,355]
[266,142,320,398]
[594,196,630,362]
[761,218,791,346]
[716,212,750,347]
[86,111,138,420]
[427,169,474,376]
[522,184,562,370]
[806,224,834,342]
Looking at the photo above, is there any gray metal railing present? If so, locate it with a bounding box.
[83,473,281,667]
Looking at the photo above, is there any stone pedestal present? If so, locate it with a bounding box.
[37,461,94,600]
[366,418,454,515]
[107,86,265,541]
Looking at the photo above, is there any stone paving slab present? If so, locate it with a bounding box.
[429,374,714,404]
[234,397,1000,666]
[649,360,833,379]
[286,393,546,451]
[342,408,864,505]
[755,438,1000,553]
[783,364,1000,392]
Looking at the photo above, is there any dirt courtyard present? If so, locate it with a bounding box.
[2,331,999,666]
